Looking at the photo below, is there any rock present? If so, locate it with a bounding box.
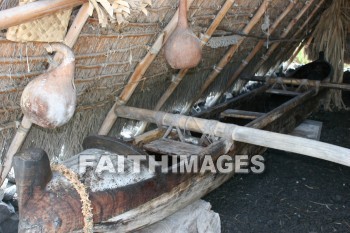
[7,168,15,184]
[0,202,15,224]
[0,179,8,201]
[3,185,16,202]
[0,213,18,233]
[136,200,220,233]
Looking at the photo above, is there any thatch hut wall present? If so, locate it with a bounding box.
[0,0,328,160]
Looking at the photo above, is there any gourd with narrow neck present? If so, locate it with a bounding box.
[164,0,202,69]
[20,43,76,128]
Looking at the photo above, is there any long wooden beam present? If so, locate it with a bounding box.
[0,0,87,30]
[244,76,350,92]
[98,0,196,135]
[135,0,236,134]
[115,105,350,167]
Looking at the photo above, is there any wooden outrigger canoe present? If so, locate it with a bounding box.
[14,83,350,232]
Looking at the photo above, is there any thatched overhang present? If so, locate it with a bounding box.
[0,0,331,160]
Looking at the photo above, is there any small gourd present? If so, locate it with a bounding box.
[164,0,202,69]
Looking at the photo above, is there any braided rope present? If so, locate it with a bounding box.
[51,164,93,233]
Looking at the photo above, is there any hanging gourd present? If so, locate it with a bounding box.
[20,43,76,128]
[164,0,202,69]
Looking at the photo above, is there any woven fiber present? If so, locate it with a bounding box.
[6,0,72,42]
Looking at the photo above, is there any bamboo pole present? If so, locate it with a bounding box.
[244,76,350,92]
[0,4,91,186]
[115,105,350,168]
[0,117,32,185]
[136,0,237,134]
[98,0,196,135]
[0,0,86,30]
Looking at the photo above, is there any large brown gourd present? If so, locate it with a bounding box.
[164,0,202,69]
[21,43,76,128]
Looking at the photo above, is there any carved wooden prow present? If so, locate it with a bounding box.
[14,148,84,232]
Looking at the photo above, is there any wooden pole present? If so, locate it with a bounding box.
[0,117,32,185]
[0,0,87,30]
[115,105,350,168]
[244,76,350,92]
[98,0,196,135]
[136,0,237,134]
[0,4,91,186]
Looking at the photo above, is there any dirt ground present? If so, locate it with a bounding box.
[204,92,350,233]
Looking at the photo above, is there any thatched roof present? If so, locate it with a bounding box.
[0,0,329,160]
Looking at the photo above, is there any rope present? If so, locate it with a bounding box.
[51,164,93,233]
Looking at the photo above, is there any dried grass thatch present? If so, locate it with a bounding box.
[0,0,329,160]
[308,0,350,110]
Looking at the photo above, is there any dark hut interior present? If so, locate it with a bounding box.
[0,0,349,232]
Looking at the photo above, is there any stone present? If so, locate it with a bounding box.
[136,200,220,233]
[3,185,16,202]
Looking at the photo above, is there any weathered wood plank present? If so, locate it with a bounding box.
[144,139,203,155]
[265,89,301,96]
[220,109,264,119]
[133,128,167,146]
[291,120,323,141]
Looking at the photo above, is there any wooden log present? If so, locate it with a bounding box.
[98,0,196,135]
[220,109,264,120]
[244,76,350,92]
[115,103,350,167]
[0,0,86,30]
